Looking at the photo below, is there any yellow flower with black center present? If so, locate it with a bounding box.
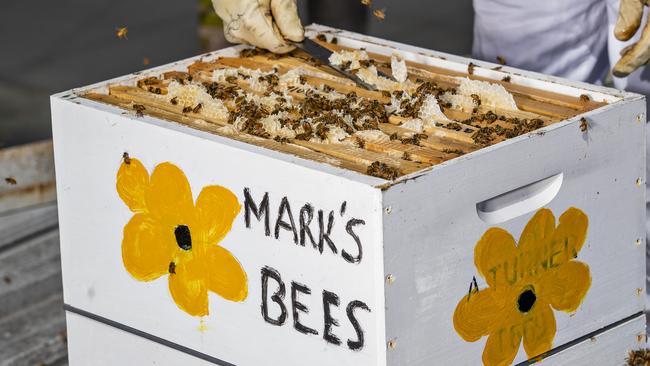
[116,157,247,317]
[453,207,591,366]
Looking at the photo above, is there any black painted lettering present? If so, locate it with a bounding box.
[322,290,341,346]
[244,188,270,236]
[299,204,317,248]
[291,281,318,336]
[318,210,337,254]
[342,218,365,264]
[347,300,371,351]
[275,196,298,244]
[261,266,287,326]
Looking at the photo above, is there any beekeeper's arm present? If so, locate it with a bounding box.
[614,0,650,77]
[212,0,304,54]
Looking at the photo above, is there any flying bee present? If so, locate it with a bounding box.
[4,177,17,185]
[373,9,385,20]
[496,55,506,65]
[142,57,150,66]
[361,0,372,6]
[580,117,589,132]
[115,27,129,40]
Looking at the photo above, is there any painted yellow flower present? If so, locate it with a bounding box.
[453,207,591,366]
[116,157,247,317]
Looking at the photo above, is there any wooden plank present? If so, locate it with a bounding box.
[0,229,62,317]
[0,294,67,366]
[0,140,56,215]
[294,140,427,174]
[85,93,373,176]
[0,203,58,251]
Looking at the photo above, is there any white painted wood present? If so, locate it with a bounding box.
[51,24,646,366]
[64,312,646,366]
[532,314,645,365]
[51,98,386,366]
[382,98,646,365]
[66,311,215,366]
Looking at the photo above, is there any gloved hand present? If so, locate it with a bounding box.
[614,0,650,77]
[212,0,304,54]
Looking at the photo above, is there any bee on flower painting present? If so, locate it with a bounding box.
[453,207,591,366]
[116,156,247,317]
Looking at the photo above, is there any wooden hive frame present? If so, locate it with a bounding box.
[81,25,610,181]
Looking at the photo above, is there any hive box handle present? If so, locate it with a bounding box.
[476,173,563,225]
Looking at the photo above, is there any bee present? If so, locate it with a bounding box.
[192,103,203,113]
[3,276,11,284]
[142,57,150,66]
[169,262,176,274]
[579,94,590,103]
[133,104,146,117]
[402,151,412,161]
[122,152,131,165]
[170,97,178,105]
[182,106,193,113]
[467,62,476,75]
[496,55,506,65]
[502,75,511,83]
[470,94,482,106]
[4,177,17,185]
[373,9,386,20]
[580,117,589,132]
[361,0,372,6]
[115,27,129,40]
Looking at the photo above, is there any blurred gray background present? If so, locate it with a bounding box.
[0,0,473,148]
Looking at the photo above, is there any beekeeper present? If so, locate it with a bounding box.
[212,0,650,299]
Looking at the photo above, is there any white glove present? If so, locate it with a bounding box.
[212,0,304,54]
[614,0,650,77]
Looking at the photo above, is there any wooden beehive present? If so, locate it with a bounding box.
[51,25,646,365]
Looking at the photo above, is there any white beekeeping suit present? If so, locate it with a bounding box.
[474,0,650,306]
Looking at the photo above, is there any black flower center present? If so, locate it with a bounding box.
[517,288,536,313]
[174,225,192,250]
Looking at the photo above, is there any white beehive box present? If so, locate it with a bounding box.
[51,25,646,365]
